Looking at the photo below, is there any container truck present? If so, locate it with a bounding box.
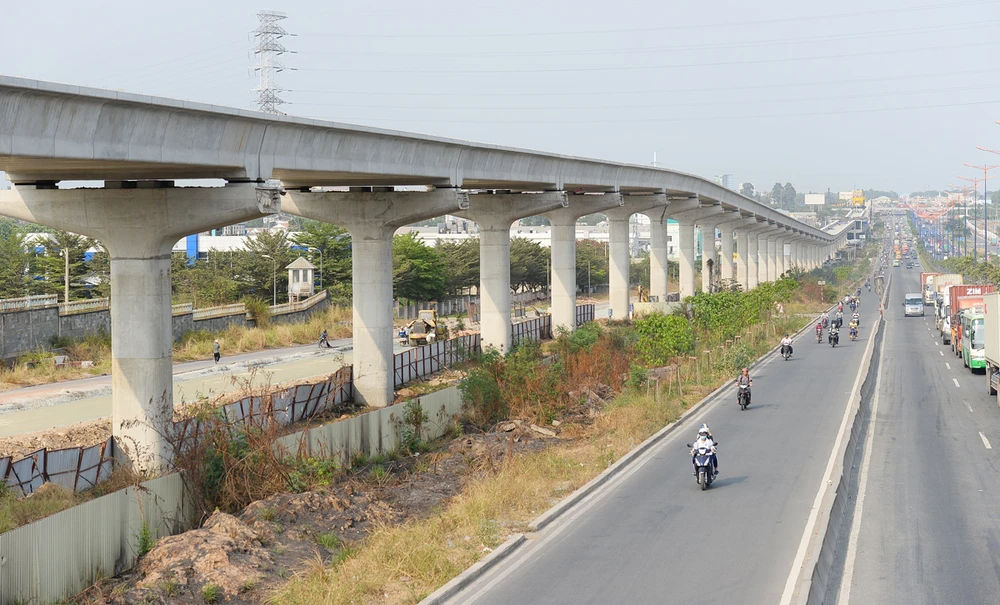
[920,272,941,305]
[932,274,963,307]
[984,292,1000,402]
[947,284,994,349]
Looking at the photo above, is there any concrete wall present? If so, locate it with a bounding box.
[0,306,59,358]
[0,297,333,359]
[58,309,111,342]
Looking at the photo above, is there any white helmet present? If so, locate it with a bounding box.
[698,423,711,437]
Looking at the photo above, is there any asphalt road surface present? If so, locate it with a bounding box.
[446,288,880,605]
[840,265,1000,605]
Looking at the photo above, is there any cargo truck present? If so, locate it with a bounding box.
[932,274,963,308]
[942,284,994,345]
[985,292,1000,401]
[920,272,941,305]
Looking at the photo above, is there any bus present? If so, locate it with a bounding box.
[961,310,986,371]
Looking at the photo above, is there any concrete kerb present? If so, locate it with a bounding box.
[418,533,527,605]
[787,272,892,605]
[417,293,835,605]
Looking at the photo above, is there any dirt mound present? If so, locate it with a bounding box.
[137,511,272,596]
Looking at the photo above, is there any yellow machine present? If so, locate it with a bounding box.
[406,309,448,346]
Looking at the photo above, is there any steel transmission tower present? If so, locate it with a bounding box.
[251,10,293,114]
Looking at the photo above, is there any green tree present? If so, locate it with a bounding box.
[518,216,550,227]
[87,242,111,298]
[437,238,480,295]
[782,182,797,208]
[576,239,609,291]
[630,252,651,289]
[393,232,446,302]
[34,231,94,301]
[231,230,297,302]
[739,182,755,198]
[0,219,34,299]
[634,312,694,365]
[770,183,784,207]
[509,237,548,293]
[171,252,238,306]
[289,220,352,292]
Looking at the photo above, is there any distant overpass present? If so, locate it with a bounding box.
[0,75,848,469]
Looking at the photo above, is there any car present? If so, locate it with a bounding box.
[893,259,900,267]
[906,261,914,268]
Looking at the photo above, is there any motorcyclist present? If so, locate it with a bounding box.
[852,311,860,325]
[816,322,824,340]
[829,324,840,344]
[849,319,859,339]
[691,423,719,477]
[836,310,844,328]
[736,367,753,405]
[838,301,844,313]
[822,312,829,328]
[780,333,793,357]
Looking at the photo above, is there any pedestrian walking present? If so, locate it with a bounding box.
[213,339,221,364]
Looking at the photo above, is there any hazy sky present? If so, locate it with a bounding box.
[1,0,998,194]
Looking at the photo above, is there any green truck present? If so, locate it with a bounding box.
[961,309,986,371]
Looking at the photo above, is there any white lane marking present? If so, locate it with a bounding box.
[981,432,993,450]
[940,351,944,356]
[946,362,951,370]
[965,400,974,413]
[836,334,885,605]
[954,378,961,388]
[779,314,878,605]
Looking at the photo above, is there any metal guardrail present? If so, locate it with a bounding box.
[0,294,58,312]
[58,298,109,315]
[268,290,328,317]
[576,303,595,326]
[192,303,246,321]
[394,334,481,388]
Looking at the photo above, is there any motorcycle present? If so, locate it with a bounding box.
[829,329,840,347]
[849,327,858,341]
[737,384,751,410]
[687,442,719,491]
[822,317,829,329]
[781,343,792,360]
[816,328,823,343]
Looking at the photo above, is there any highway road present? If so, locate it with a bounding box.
[446,288,880,605]
[839,264,1000,605]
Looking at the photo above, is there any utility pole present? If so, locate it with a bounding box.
[964,160,999,263]
[251,11,294,115]
[62,248,69,304]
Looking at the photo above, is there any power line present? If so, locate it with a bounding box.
[288,68,1000,98]
[296,0,997,38]
[300,99,1000,126]
[296,40,999,75]
[288,83,1000,111]
[295,20,1000,59]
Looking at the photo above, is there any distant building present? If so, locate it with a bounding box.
[714,174,736,191]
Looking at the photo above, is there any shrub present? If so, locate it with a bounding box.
[633,312,693,366]
[243,296,272,328]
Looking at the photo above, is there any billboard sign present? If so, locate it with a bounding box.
[839,191,853,201]
[804,193,825,206]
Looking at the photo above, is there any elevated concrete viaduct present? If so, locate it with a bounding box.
[0,75,846,467]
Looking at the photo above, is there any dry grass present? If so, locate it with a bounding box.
[0,307,352,391]
[271,389,692,605]
[0,467,140,533]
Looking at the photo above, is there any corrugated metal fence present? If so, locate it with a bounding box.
[1,306,597,498]
[0,439,116,498]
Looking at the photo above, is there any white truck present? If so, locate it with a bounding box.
[984,292,1000,405]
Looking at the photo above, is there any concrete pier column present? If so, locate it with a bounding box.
[606,195,667,318]
[459,192,568,351]
[701,224,717,293]
[766,234,778,282]
[544,194,624,332]
[649,219,669,301]
[0,183,276,469]
[734,219,763,290]
[668,201,723,299]
[746,232,761,289]
[700,213,739,293]
[715,215,747,287]
[284,188,469,408]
